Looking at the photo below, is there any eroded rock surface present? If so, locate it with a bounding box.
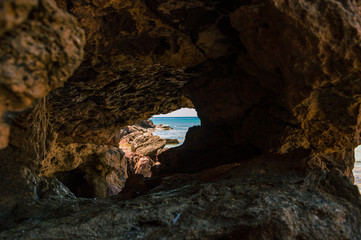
[118,121,168,159]
[131,133,167,158]
[2,0,361,239]
[41,143,127,198]
[159,0,361,177]
[124,152,155,178]
[1,161,361,239]
[0,0,85,149]
[48,0,203,145]
[38,120,162,198]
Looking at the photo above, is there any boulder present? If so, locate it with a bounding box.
[155,124,173,130]
[165,138,180,145]
[40,142,159,198]
[155,148,169,163]
[131,133,167,158]
[136,120,155,129]
[118,127,145,153]
[124,152,155,178]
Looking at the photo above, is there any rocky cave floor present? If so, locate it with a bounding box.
[1,157,361,240]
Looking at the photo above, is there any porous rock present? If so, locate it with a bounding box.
[1,161,361,239]
[2,0,361,239]
[159,0,361,177]
[165,138,180,144]
[0,0,85,149]
[41,143,128,198]
[131,133,167,158]
[124,152,155,178]
[136,120,156,129]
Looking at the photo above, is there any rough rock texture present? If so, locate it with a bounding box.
[124,152,155,178]
[48,0,201,145]
[2,0,361,239]
[158,0,361,178]
[0,144,76,220]
[118,123,168,159]
[165,138,180,144]
[0,0,85,149]
[137,120,155,129]
[1,161,361,239]
[155,124,173,130]
[39,138,157,198]
[131,133,167,158]
[228,0,361,154]
[40,143,128,198]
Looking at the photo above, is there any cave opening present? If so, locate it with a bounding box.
[45,107,201,199]
[150,108,200,149]
[3,0,361,237]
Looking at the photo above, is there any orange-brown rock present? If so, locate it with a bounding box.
[118,125,147,150]
[0,0,85,149]
[43,0,231,145]
[158,0,361,178]
[118,122,168,159]
[41,143,128,198]
[3,0,361,239]
[39,141,158,198]
[137,120,155,129]
[124,152,155,178]
[131,133,167,158]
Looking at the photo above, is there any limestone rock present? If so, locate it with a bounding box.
[227,0,361,155]
[118,125,146,152]
[136,120,155,129]
[156,148,169,162]
[155,124,173,130]
[0,146,42,216]
[0,0,85,149]
[1,162,361,239]
[43,0,229,145]
[160,0,361,177]
[124,152,155,178]
[38,177,76,199]
[2,0,361,239]
[131,133,167,158]
[40,140,158,198]
[165,138,180,144]
[118,122,168,159]
[41,143,127,198]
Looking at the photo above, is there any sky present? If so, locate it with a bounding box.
[153,108,198,117]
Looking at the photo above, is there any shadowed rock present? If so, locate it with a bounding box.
[0,0,85,149]
[1,0,361,239]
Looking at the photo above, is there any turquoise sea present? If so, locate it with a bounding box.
[149,117,201,148]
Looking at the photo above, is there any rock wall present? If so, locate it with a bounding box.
[159,0,361,178]
[0,0,85,149]
[41,143,128,198]
[47,0,199,145]
[2,0,361,239]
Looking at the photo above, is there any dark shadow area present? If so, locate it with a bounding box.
[54,168,95,198]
